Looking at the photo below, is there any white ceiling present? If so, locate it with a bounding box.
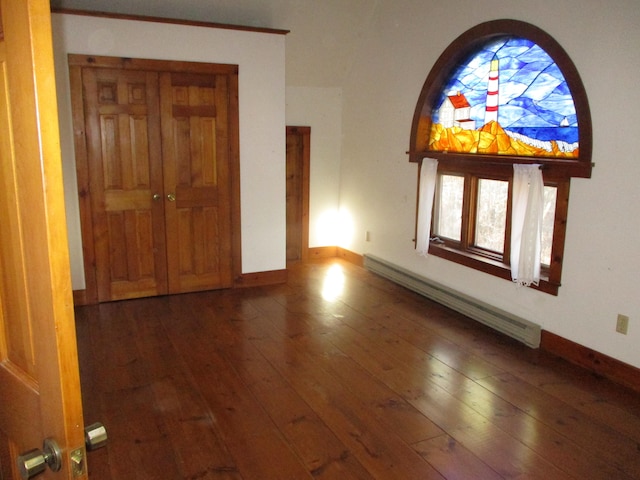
[50,0,381,87]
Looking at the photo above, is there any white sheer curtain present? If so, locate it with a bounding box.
[416,158,438,256]
[511,164,544,286]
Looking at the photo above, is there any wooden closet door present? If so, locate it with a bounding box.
[160,72,233,293]
[83,68,168,301]
[72,57,240,303]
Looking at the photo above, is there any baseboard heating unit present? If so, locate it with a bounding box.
[363,254,541,348]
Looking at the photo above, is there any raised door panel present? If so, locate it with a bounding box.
[161,72,233,293]
[83,68,167,301]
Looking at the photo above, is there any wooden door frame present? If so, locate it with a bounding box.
[69,55,242,305]
[286,126,311,263]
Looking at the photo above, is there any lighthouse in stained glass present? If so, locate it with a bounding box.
[428,36,579,158]
[484,54,499,125]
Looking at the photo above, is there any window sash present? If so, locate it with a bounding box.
[434,174,463,242]
[429,168,565,295]
[473,178,508,254]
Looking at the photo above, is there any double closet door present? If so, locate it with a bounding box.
[71,56,240,303]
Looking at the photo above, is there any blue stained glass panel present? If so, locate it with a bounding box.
[429,36,579,157]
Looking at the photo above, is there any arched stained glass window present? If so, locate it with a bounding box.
[409,20,592,295]
[430,36,579,159]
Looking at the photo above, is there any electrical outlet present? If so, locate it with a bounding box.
[616,314,629,335]
[365,231,371,242]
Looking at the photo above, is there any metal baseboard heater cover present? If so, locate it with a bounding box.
[363,254,541,348]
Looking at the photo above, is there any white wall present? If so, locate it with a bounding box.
[52,13,287,289]
[337,0,640,368]
[285,86,343,247]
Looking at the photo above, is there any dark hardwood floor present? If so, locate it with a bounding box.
[75,259,640,479]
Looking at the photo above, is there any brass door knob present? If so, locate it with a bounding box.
[167,193,176,202]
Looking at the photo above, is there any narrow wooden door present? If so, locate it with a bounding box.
[82,67,167,302]
[0,0,87,478]
[285,126,310,262]
[160,72,233,293]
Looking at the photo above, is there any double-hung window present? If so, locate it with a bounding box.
[409,20,592,295]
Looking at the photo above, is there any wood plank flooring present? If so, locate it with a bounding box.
[74,259,640,479]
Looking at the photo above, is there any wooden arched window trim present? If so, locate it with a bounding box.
[409,19,593,295]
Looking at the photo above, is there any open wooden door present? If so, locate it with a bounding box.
[0,0,87,478]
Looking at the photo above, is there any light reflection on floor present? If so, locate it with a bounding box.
[321,264,345,302]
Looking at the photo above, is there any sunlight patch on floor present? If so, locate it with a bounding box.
[321,264,345,302]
